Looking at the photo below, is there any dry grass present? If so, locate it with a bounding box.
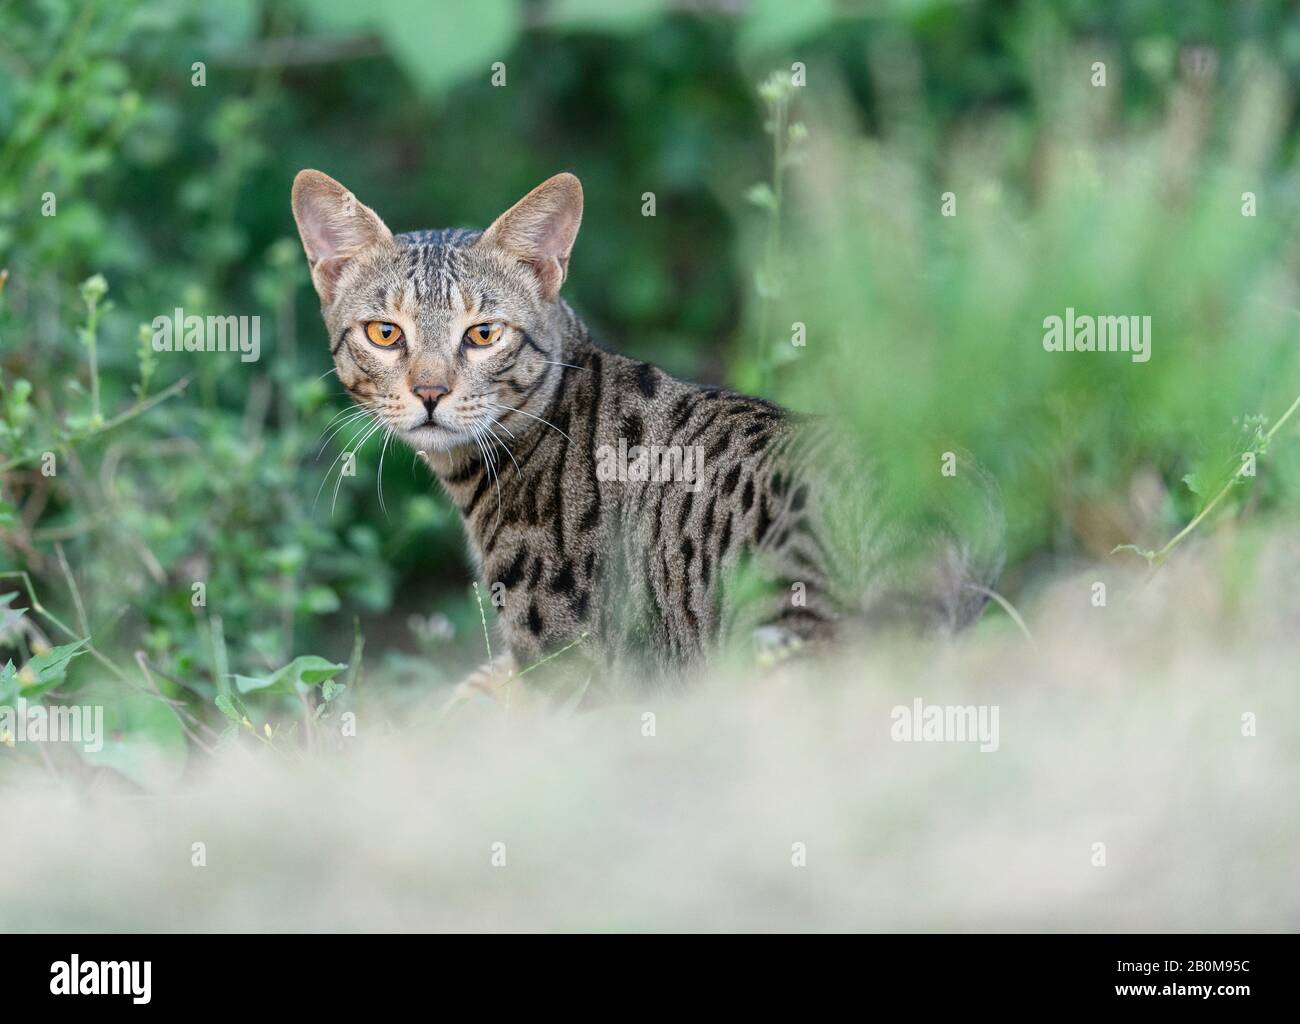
[1,530,1296,932]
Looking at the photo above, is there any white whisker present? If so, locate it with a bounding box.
[538,359,589,372]
[318,402,371,436]
[317,406,376,457]
[487,401,574,444]
[481,418,524,479]
[315,413,377,510]
[377,427,394,519]
[332,416,386,516]
[471,425,503,527]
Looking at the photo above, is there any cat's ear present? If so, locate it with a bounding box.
[291,169,393,306]
[478,173,583,301]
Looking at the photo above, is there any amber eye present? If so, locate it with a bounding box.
[464,322,505,347]
[364,321,403,347]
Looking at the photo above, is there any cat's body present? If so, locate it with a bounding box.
[422,294,830,674]
[292,171,1002,692]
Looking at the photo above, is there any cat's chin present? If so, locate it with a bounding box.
[400,423,472,454]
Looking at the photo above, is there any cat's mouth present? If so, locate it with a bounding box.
[401,406,450,432]
[401,418,471,452]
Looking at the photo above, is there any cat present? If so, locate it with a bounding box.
[291,170,1004,698]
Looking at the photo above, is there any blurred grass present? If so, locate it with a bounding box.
[2,532,1297,931]
[0,0,1298,790]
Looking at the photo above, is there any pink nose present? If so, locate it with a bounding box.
[412,384,449,404]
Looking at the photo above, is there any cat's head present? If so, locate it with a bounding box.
[291,169,583,453]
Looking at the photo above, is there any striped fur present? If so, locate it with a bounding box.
[293,171,1004,689]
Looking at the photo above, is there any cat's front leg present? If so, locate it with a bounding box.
[441,651,526,711]
[751,610,839,667]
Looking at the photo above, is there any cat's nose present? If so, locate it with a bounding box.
[412,383,449,407]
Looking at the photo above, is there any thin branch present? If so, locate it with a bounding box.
[0,376,191,475]
[1114,387,1300,567]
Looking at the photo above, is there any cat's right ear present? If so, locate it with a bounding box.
[291,170,393,307]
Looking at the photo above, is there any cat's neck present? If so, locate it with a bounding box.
[553,299,596,363]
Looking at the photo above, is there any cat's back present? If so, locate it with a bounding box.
[576,348,812,662]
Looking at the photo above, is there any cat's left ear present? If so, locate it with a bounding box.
[478,173,583,301]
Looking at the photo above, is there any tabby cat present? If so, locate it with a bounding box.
[291,170,1003,695]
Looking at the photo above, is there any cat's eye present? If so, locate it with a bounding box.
[364,321,403,347]
[464,322,505,347]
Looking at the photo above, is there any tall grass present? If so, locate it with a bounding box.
[757,52,1300,583]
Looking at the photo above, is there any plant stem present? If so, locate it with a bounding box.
[758,86,788,395]
[1125,387,1300,566]
[513,631,589,680]
[0,569,129,687]
[85,300,101,425]
[346,616,365,692]
[472,581,493,673]
[0,376,190,475]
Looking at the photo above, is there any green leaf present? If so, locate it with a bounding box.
[382,0,518,95]
[1182,472,1204,496]
[234,655,347,694]
[17,638,90,697]
[0,591,25,639]
[300,0,518,95]
[81,692,187,791]
[0,660,17,705]
[214,692,242,723]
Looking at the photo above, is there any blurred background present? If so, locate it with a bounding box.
[0,0,1298,799]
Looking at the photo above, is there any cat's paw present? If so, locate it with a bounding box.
[751,624,805,667]
[441,654,524,713]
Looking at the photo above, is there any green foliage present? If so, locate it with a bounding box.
[81,692,188,790]
[297,0,519,95]
[1,0,1298,787]
[233,654,346,694]
[0,635,88,708]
